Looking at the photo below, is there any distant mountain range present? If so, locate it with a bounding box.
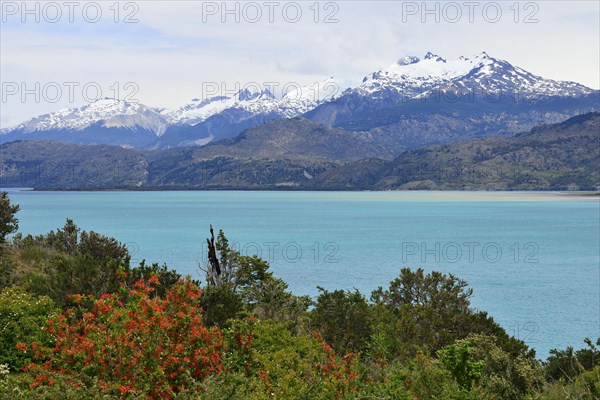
[2,52,598,150]
[0,79,341,148]
[2,112,599,191]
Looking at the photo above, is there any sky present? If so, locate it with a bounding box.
[1,0,599,128]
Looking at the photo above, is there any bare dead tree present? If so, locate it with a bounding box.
[200,225,242,288]
[205,225,221,286]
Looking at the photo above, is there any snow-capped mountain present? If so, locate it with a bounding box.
[0,79,342,148]
[164,78,341,126]
[306,51,599,132]
[2,98,169,136]
[1,52,598,150]
[0,98,170,147]
[162,88,277,126]
[154,78,343,147]
[357,51,594,100]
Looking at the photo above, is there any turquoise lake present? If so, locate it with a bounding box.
[4,189,599,359]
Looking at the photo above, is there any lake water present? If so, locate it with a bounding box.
[4,189,599,359]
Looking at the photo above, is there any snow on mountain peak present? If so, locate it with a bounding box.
[423,51,446,62]
[235,87,275,102]
[360,52,482,90]
[3,52,596,144]
[397,56,420,66]
[283,78,341,103]
[162,84,280,126]
[163,78,344,126]
[358,52,595,99]
[2,98,169,136]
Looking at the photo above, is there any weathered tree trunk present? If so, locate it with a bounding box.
[206,225,221,286]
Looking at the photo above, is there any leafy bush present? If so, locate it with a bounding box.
[194,320,361,400]
[201,230,309,327]
[19,277,224,398]
[200,284,244,327]
[457,334,544,400]
[13,220,131,306]
[0,287,57,371]
[545,338,600,381]
[310,288,372,355]
[0,255,17,289]
[371,268,532,359]
[0,372,110,400]
[536,366,600,400]
[573,366,600,399]
[128,260,183,298]
[438,340,484,390]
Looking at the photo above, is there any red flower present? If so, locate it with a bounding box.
[147,274,160,285]
[119,384,132,394]
[15,343,28,352]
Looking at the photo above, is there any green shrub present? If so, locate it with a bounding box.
[545,338,600,382]
[201,230,309,328]
[371,268,532,359]
[200,284,244,327]
[310,288,372,355]
[0,256,17,289]
[20,278,224,399]
[459,334,544,400]
[128,260,183,298]
[438,340,484,390]
[0,287,57,371]
[13,220,131,306]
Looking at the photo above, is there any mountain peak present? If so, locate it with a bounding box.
[1,98,168,138]
[235,87,275,102]
[162,79,340,129]
[423,52,446,62]
[358,51,596,101]
[458,52,493,63]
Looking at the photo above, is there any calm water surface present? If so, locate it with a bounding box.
[5,190,600,359]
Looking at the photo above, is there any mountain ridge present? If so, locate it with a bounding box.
[2,52,598,150]
[310,112,600,190]
[1,112,598,191]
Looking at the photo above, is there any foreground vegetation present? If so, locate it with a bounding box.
[0,192,598,399]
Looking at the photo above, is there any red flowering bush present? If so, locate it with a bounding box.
[20,277,224,399]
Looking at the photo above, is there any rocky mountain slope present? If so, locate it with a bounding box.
[310,112,600,190]
[1,113,598,191]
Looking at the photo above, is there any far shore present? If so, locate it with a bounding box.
[2,187,599,202]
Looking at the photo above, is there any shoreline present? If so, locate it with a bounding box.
[3,188,599,202]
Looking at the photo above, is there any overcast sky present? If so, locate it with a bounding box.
[1,0,599,128]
